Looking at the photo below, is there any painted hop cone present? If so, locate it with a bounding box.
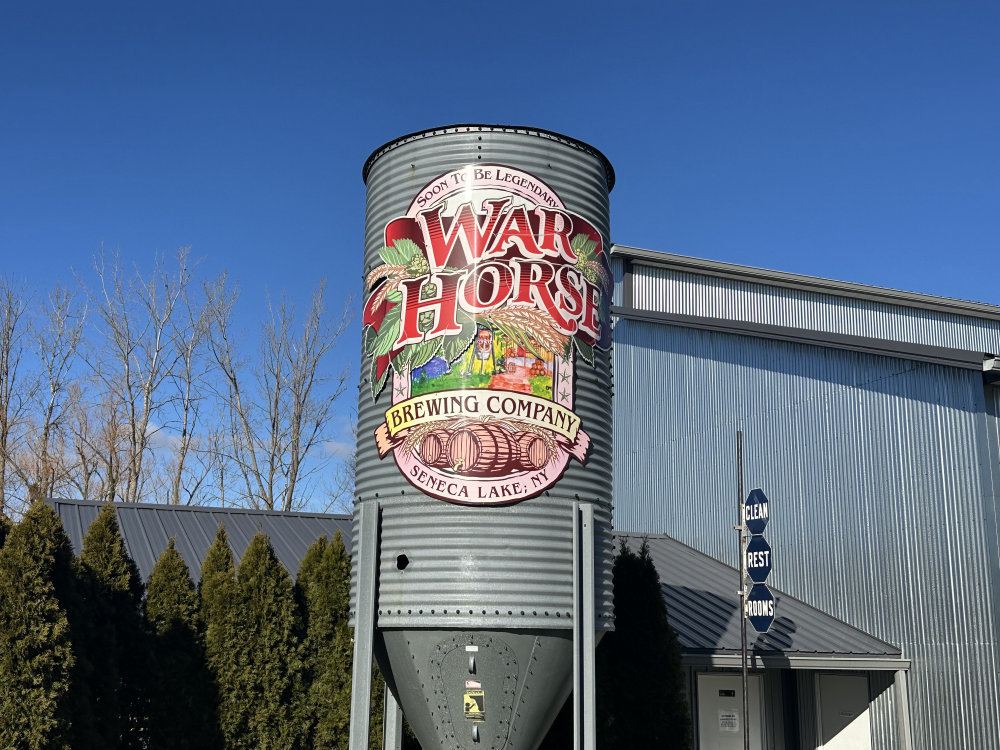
[419,282,436,332]
[407,254,430,277]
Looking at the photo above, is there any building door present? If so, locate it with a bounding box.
[816,673,872,750]
[696,673,763,750]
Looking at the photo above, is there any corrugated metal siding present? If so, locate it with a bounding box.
[352,127,615,633]
[630,265,1000,354]
[762,671,786,750]
[796,672,818,748]
[611,256,625,307]
[613,319,1000,749]
[50,499,351,582]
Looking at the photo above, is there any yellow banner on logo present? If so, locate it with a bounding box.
[384,391,581,441]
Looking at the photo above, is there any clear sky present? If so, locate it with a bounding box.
[2,0,998,393]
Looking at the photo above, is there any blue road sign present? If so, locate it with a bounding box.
[745,535,772,584]
[744,489,769,536]
[746,584,775,633]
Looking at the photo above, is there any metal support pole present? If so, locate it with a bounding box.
[349,501,379,750]
[572,501,597,750]
[894,669,913,750]
[383,682,403,750]
[737,430,749,750]
[573,502,581,750]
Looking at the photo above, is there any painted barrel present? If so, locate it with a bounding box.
[447,423,514,476]
[515,432,549,471]
[418,429,451,468]
[352,125,615,750]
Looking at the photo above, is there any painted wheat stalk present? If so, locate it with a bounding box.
[365,263,407,308]
[482,305,570,354]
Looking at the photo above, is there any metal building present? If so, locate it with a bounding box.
[51,499,910,749]
[44,240,1000,749]
[611,245,1000,749]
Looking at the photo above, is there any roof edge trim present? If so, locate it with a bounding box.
[46,497,351,521]
[682,653,911,671]
[612,306,992,370]
[612,245,1000,321]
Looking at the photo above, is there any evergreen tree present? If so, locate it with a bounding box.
[0,501,76,749]
[295,532,417,749]
[596,539,691,750]
[144,539,220,750]
[229,531,306,750]
[298,531,362,749]
[199,525,239,750]
[77,503,148,749]
[199,524,238,627]
[0,510,10,548]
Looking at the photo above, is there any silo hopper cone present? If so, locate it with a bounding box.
[377,629,578,750]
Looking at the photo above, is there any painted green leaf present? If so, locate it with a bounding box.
[442,313,476,363]
[379,245,406,266]
[574,337,594,364]
[409,339,440,370]
[370,303,401,358]
[362,325,376,352]
[371,357,389,400]
[392,238,422,264]
[571,232,598,261]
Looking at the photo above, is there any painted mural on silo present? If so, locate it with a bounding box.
[354,126,614,750]
[363,163,611,504]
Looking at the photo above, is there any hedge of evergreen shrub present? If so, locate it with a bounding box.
[0,508,691,750]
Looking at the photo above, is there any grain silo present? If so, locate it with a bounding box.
[351,125,615,750]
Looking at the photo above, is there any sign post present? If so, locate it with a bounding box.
[735,432,749,750]
[736,453,774,750]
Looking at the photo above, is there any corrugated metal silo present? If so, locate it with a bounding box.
[351,125,615,750]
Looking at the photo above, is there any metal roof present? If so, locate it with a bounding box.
[618,532,907,671]
[48,499,905,669]
[49,499,351,581]
[361,124,615,190]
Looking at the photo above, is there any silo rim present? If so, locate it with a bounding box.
[362,124,615,192]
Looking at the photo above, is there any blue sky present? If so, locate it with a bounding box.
[2,0,998,396]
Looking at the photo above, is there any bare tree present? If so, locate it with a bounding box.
[86,248,191,502]
[64,379,120,502]
[0,251,354,512]
[324,413,358,514]
[14,284,87,501]
[207,276,351,511]
[0,278,34,514]
[63,382,96,500]
[164,278,215,505]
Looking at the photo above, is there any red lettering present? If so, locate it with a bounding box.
[493,205,542,257]
[395,273,463,347]
[511,260,573,330]
[461,262,514,313]
[417,198,510,269]
[553,266,585,331]
[580,284,601,340]
[535,207,576,262]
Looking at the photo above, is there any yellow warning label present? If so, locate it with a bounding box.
[463,689,485,722]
